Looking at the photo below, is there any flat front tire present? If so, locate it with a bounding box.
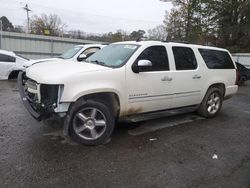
[198,88,223,118]
[68,99,115,145]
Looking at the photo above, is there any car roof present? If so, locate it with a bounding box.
[0,49,15,57]
[114,40,228,52]
[75,44,106,48]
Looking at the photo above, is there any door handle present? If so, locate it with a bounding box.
[193,75,201,79]
[161,76,172,81]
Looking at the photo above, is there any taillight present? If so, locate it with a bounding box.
[235,69,240,85]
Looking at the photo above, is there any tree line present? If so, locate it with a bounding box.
[0,15,147,43]
[163,0,250,52]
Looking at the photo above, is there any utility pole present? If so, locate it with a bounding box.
[0,20,2,49]
[23,4,31,33]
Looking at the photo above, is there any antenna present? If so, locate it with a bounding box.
[23,4,31,33]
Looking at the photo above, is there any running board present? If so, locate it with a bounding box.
[121,105,199,122]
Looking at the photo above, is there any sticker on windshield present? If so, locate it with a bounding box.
[124,45,137,50]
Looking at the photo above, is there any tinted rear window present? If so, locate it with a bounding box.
[0,54,16,62]
[173,47,197,70]
[199,49,234,69]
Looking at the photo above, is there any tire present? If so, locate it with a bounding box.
[68,99,115,146]
[8,70,20,80]
[197,87,223,118]
[238,76,246,86]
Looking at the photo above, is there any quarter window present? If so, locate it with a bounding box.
[136,46,169,72]
[199,49,235,69]
[0,54,16,62]
[172,47,197,70]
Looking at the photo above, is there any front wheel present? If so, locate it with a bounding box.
[68,99,115,145]
[197,88,223,118]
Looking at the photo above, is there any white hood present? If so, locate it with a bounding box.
[23,58,62,68]
[26,60,110,84]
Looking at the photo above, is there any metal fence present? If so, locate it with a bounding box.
[0,31,105,59]
[232,53,250,68]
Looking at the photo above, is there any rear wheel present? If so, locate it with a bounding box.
[69,99,115,145]
[198,88,223,118]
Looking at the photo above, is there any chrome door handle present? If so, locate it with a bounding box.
[193,75,201,79]
[161,76,172,81]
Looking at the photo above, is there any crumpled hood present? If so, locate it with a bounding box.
[26,60,110,84]
[23,58,62,68]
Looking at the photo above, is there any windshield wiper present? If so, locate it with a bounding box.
[88,60,106,66]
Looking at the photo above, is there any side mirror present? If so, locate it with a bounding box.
[132,60,152,73]
[138,60,152,67]
[77,54,87,61]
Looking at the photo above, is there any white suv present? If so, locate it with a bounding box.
[18,41,238,145]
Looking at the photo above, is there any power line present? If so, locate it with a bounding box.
[2,0,161,24]
[0,0,169,33]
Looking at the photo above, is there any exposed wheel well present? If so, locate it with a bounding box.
[73,92,120,118]
[207,83,225,97]
[8,70,20,80]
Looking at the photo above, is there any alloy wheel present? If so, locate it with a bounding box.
[207,92,221,114]
[73,107,107,140]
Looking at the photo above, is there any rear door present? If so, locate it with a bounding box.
[170,46,204,108]
[0,54,16,79]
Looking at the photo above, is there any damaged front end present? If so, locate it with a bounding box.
[18,72,65,121]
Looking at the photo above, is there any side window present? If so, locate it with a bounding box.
[0,54,16,62]
[136,46,169,72]
[199,49,235,69]
[82,47,100,58]
[172,47,197,70]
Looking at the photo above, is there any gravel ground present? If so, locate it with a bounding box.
[0,80,250,188]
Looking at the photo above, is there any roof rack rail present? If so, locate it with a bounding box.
[161,40,190,44]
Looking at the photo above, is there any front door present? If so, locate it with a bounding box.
[125,45,173,115]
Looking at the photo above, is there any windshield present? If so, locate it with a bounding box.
[59,46,83,59]
[16,54,29,61]
[86,44,139,67]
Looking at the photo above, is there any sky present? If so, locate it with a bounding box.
[0,0,173,34]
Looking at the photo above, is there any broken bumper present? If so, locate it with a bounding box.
[18,71,42,121]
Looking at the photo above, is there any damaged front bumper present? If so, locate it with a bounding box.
[18,72,43,120]
[18,72,69,121]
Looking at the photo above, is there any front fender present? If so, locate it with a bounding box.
[71,88,122,102]
[60,68,126,113]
